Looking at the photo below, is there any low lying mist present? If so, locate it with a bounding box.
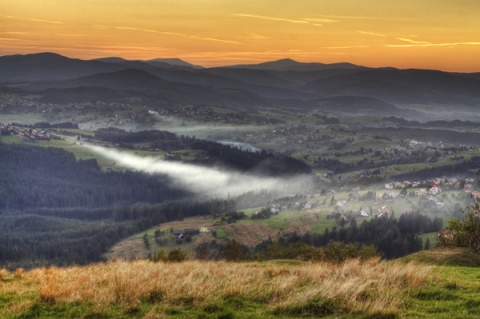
[148,110,257,136]
[84,144,314,199]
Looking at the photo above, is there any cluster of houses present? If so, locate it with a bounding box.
[159,105,278,126]
[1,125,51,142]
[384,178,478,197]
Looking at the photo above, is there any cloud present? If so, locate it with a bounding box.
[396,38,431,44]
[317,14,409,21]
[233,13,309,24]
[325,45,369,49]
[304,18,337,23]
[0,37,22,42]
[232,14,337,28]
[357,31,387,38]
[82,144,314,198]
[386,40,480,48]
[246,33,271,40]
[0,14,64,24]
[110,25,242,45]
[1,31,30,34]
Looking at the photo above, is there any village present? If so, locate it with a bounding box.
[1,124,52,142]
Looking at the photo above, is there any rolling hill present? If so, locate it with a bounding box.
[2,53,480,119]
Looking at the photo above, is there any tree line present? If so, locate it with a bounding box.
[194,211,443,261]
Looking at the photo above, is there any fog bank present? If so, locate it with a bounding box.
[84,144,313,198]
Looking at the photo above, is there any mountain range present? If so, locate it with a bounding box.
[2,52,480,120]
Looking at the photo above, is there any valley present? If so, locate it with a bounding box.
[3,0,480,316]
[1,54,480,319]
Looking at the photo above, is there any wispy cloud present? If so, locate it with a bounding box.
[325,45,369,49]
[357,31,387,38]
[304,18,337,23]
[110,25,242,45]
[1,31,30,35]
[93,24,109,30]
[386,39,480,48]
[0,14,64,24]
[0,37,22,41]
[396,38,431,44]
[233,13,309,24]
[232,14,337,27]
[246,33,270,40]
[318,14,409,21]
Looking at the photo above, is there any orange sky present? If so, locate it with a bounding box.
[1,0,480,71]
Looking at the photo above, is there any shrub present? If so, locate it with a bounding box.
[151,249,168,262]
[167,248,188,262]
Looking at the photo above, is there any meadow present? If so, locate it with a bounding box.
[0,258,432,319]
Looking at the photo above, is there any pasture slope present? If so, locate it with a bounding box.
[1,247,480,318]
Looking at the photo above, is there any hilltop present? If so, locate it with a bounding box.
[0,258,432,318]
[2,247,480,318]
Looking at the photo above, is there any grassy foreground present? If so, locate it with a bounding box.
[0,258,434,319]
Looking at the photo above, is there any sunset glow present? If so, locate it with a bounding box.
[1,0,480,71]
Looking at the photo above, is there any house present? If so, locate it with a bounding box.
[384,183,394,190]
[414,189,426,197]
[429,186,442,196]
[172,230,184,238]
[378,206,390,216]
[335,199,347,208]
[471,191,480,201]
[402,181,412,188]
[464,184,474,193]
[199,225,210,233]
[431,181,441,188]
[360,206,370,217]
[385,191,398,199]
[304,203,312,210]
[270,207,280,214]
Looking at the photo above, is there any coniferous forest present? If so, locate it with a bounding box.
[0,142,209,267]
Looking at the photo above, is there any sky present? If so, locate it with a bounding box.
[1,0,480,71]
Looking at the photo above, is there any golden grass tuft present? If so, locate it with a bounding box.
[0,268,11,281]
[14,267,24,278]
[0,258,433,317]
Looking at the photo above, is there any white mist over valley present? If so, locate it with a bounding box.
[84,144,314,198]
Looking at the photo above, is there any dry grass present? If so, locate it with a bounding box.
[0,258,433,317]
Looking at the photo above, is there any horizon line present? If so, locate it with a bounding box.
[2,50,479,73]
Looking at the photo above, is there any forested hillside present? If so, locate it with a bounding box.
[0,142,187,209]
[0,142,207,267]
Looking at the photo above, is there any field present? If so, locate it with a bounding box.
[0,258,430,318]
[2,248,480,319]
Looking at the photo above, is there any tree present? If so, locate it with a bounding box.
[424,238,431,250]
[224,240,247,261]
[440,201,480,252]
[143,233,150,250]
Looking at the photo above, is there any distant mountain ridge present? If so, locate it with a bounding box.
[1,52,480,120]
[228,58,364,71]
[146,58,204,69]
